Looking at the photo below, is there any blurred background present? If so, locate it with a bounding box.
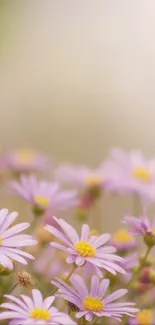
[1,0,155,229]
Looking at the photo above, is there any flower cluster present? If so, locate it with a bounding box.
[1,147,155,325]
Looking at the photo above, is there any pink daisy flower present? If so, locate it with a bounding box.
[45,217,125,276]
[0,289,76,325]
[123,214,155,247]
[105,148,155,201]
[9,175,78,215]
[0,208,37,270]
[55,163,110,199]
[4,148,49,173]
[52,274,139,322]
[123,215,155,237]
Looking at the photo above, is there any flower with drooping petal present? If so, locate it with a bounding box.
[9,175,78,215]
[124,214,155,247]
[45,217,125,276]
[0,289,76,324]
[111,228,137,252]
[4,148,49,173]
[124,215,155,237]
[52,274,139,322]
[104,148,155,202]
[0,208,37,270]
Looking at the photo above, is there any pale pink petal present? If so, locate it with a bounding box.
[70,274,88,298]
[2,223,30,239]
[32,289,43,308]
[0,211,18,234]
[104,289,128,304]
[75,255,85,266]
[80,224,90,240]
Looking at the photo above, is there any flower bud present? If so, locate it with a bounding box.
[139,267,150,283]
[17,271,34,288]
[144,234,155,247]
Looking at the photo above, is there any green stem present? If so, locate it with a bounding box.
[51,264,77,295]
[7,282,18,294]
[122,247,152,325]
[127,246,151,289]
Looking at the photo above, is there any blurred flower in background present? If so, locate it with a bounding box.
[105,148,155,204]
[3,148,49,174]
[9,174,78,216]
[111,228,137,252]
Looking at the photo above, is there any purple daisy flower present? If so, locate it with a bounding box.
[55,163,111,200]
[0,289,76,324]
[45,217,125,276]
[104,148,155,202]
[55,163,106,188]
[111,228,137,252]
[4,148,49,173]
[0,208,37,270]
[123,215,155,237]
[52,274,139,322]
[9,175,78,214]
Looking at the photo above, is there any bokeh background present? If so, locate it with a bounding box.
[1,0,155,229]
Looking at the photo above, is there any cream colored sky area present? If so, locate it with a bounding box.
[0,0,155,165]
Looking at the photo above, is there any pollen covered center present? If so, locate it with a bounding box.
[85,175,102,187]
[84,296,104,312]
[136,310,152,325]
[74,240,96,257]
[14,150,36,164]
[113,229,134,243]
[0,236,3,245]
[34,195,50,208]
[133,167,151,182]
[30,308,51,321]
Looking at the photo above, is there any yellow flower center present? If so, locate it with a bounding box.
[133,167,151,182]
[74,240,96,257]
[113,229,134,244]
[34,195,50,208]
[84,296,104,312]
[30,308,51,321]
[0,236,3,245]
[89,229,100,237]
[85,175,102,187]
[136,310,152,325]
[14,150,36,164]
